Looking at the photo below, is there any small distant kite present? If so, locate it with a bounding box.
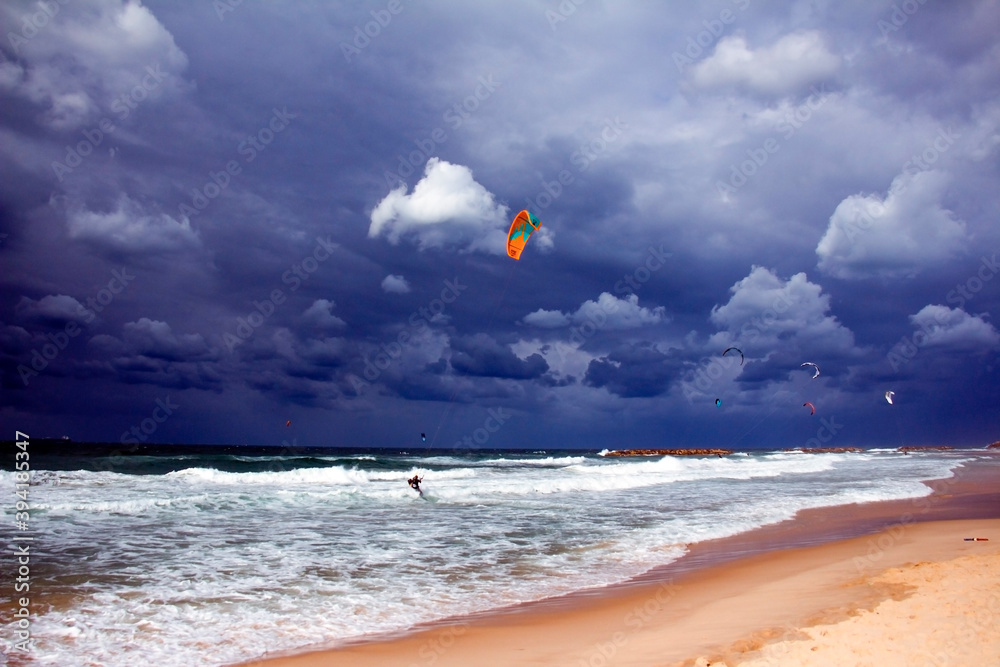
[803,402,816,415]
[723,347,744,365]
[800,362,820,379]
[421,433,427,442]
[507,210,542,260]
[285,420,292,427]
[715,398,722,407]
[885,391,895,405]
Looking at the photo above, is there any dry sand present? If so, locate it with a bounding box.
[237,459,1000,667]
[727,548,999,667]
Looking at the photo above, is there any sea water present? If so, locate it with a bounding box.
[0,447,984,666]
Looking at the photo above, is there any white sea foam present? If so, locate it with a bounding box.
[166,465,374,485]
[480,455,591,467]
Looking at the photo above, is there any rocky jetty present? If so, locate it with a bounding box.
[785,447,863,454]
[898,446,955,452]
[602,448,732,457]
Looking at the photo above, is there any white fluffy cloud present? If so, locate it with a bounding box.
[522,308,571,328]
[67,194,200,254]
[523,293,666,330]
[816,170,968,279]
[691,31,839,96]
[709,266,858,355]
[381,275,411,294]
[369,158,516,254]
[909,305,1000,349]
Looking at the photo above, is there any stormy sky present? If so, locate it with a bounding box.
[2,0,999,450]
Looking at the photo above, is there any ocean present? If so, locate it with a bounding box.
[0,445,988,666]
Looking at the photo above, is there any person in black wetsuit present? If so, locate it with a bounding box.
[407,475,423,494]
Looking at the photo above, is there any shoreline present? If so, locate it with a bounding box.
[237,456,1000,666]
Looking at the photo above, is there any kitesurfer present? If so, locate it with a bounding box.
[408,475,423,494]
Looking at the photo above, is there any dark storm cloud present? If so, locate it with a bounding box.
[2,0,999,447]
[15,294,91,328]
[449,334,548,380]
[81,318,222,391]
[120,318,216,362]
[584,342,683,399]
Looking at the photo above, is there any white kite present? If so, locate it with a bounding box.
[800,362,820,379]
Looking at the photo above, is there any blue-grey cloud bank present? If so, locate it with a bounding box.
[2,0,999,449]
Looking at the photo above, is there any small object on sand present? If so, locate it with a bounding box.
[963,537,989,541]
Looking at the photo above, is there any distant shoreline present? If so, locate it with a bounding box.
[4,439,996,460]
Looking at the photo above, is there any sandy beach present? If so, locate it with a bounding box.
[238,458,1000,667]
